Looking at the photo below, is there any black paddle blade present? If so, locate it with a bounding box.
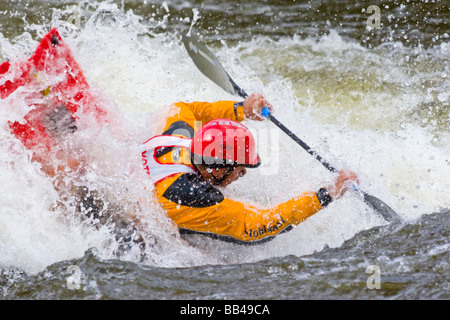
[182,33,402,225]
[361,191,402,224]
[182,34,237,96]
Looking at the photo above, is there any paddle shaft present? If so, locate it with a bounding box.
[241,91,401,223]
[238,91,338,173]
[182,34,402,223]
[268,114,338,172]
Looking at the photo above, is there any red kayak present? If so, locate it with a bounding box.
[0,28,106,155]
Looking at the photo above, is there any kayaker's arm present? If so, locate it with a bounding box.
[152,172,335,245]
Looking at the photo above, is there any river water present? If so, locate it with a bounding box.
[0,0,449,301]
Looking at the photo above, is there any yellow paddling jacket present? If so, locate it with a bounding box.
[141,100,332,245]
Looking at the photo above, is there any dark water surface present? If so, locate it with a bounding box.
[2,210,449,300]
[1,0,448,46]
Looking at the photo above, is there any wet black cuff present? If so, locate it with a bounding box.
[316,188,333,207]
[234,101,245,117]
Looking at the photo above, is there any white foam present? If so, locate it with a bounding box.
[0,2,448,272]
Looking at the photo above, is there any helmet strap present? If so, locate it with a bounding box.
[210,166,235,186]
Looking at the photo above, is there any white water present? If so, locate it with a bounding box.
[0,2,448,274]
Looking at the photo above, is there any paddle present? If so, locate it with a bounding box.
[182,34,402,224]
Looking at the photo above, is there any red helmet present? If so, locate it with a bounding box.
[190,119,261,168]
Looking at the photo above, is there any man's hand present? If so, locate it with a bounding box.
[327,170,359,200]
[243,93,273,121]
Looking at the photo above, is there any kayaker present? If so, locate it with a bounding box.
[141,93,359,245]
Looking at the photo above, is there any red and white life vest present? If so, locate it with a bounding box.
[140,135,196,184]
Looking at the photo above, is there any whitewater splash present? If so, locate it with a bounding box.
[0,2,448,274]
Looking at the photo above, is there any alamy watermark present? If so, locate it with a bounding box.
[366,5,381,30]
[66,5,81,28]
[66,265,82,290]
[366,265,381,289]
[162,121,281,176]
